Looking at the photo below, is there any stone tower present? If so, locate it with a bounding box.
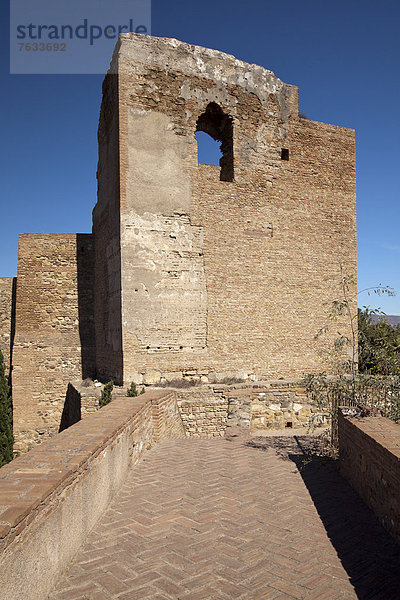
[0,34,357,452]
[94,34,357,386]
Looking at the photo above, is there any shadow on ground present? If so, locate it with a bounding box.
[247,435,400,600]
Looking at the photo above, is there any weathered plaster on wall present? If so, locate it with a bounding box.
[126,110,192,215]
[121,212,207,354]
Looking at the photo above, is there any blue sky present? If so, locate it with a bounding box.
[1,0,399,313]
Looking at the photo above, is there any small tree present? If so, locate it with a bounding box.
[306,266,397,442]
[0,350,13,467]
[99,380,113,408]
[127,382,138,397]
[315,265,395,378]
[127,382,145,397]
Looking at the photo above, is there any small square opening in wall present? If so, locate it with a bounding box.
[285,421,293,428]
[281,148,289,161]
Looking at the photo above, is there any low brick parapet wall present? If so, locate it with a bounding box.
[175,381,324,436]
[0,390,184,600]
[338,409,400,541]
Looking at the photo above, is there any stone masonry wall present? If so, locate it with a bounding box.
[57,380,319,438]
[225,382,325,432]
[12,234,95,454]
[0,277,15,374]
[175,381,324,437]
[98,34,357,386]
[338,410,400,541]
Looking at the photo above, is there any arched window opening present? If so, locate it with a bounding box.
[195,130,222,167]
[196,102,234,182]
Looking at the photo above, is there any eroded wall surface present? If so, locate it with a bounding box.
[96,34,356,385]
[12,234,95,453]
[0,277,15,375]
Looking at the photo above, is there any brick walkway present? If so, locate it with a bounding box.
[48,433,399,600]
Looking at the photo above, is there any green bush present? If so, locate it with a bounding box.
[127,382,146,397]
[127,382,138,397]
[0,350,13,467]
[358,308,400,375]
[303,371,400,446]
[99,380,113,407]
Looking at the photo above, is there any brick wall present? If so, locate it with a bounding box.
[0,389,184,600]
[12,233,95,454]
[0,277,15,375]
[95,34,357,386]
[338,410,400,541]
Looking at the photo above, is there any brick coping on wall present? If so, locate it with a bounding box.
[0,389,174,551]
[0,389,183,600]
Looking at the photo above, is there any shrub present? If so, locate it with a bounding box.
[127,382,138,397]
[99,380,113,407]
[217,376,245,385]
[0,350,13,466]
[127,382,147,396]
[358,308,400,375]
[303,372,400,445]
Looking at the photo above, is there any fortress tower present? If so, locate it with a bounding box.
[94,33,357,385]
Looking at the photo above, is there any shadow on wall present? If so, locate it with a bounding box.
[246,436,400,600]
[59,235,96,433]
[93,72,124,386]
[8,277,16,389]
[76,233,96,380]
[59,383,82,432]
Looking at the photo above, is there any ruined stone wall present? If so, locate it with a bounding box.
[57,379,324,438]
[225,383,325,432]
[0,277,15,374]
[12,234,95,454]
[103,34,356,385]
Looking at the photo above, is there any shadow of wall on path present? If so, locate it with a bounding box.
[246,436,400,600]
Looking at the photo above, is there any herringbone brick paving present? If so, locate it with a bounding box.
[48,433,400,600]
